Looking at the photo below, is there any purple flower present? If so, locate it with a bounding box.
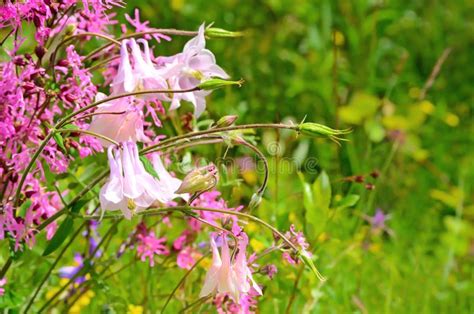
[58,254,86,284]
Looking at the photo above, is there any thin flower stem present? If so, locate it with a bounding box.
[38,219,122,313]
[144,133,269,197]
[141,123,299,155]
[56,128,119,146]
[49,32,121,76]
[79,206,299,252]
[37,170,109,233]
[237,140,269,195]
[14,131,55,206]
[56,87,200,128]
[160,254,208,314]
[84,29,198,62]
[0,258,12,280]
[69,110,127,123]
[284,265,304,314]
[86,55,119,72]
[24,221,87,313]
[179,295,212,313]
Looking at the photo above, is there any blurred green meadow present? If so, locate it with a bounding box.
[3,0,473,313]
[120,1,473,312]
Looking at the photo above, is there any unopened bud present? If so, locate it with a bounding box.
[176,164,219,194]
[13,56,26,66]
[354,175,364,183]
[370,170,380,179]
[57,59,69,67]
[365,183,375,190]
[198,78,244,91]
[213,115,238,128]
[299,122,351,142]
[205,27,244,38]
[248,192,262,210]
[35,46,47,59]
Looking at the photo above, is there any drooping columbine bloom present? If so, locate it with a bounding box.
[99,142,184,219]
[200,234,262,302]
[88,93,148,147]
[157,24,229,117]
[111,39,168,98]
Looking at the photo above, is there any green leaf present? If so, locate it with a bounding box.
[42,216,74,256]
[139,156,159,179]
[16,199,31,218]
[298,172,315,213]
[313,170,331,213]
[335,194,360,210]
[70,199,90,214]
[52,132,67,153]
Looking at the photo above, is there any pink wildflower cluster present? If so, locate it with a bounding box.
[282,224,311,264]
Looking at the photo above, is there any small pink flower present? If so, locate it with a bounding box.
[176,247,196,270]
[136,232,169,267]
[0,277,6,296]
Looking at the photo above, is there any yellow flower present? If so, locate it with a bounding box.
[333,30,345,46]
[128,304,144,314]
[419,100,435,114]
[250,238,265,252]
[444,113,459,127]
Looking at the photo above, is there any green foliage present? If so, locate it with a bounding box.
[1,0,472,313]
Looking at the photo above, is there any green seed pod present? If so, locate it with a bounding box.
[299,122,351,143]
[198,78,244,91]
[205,27,244,38]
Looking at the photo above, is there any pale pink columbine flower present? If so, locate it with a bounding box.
[0,277,6,296]
[88,92,148,147]
[99,142,185,219]
[200,235,262,302]
[157,24,229,117]
[111,39,168,98]
[136,232,169,267]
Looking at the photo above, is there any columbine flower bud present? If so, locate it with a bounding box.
[299,122,351,142]
[176,164,218,194]
[205,27,243,38]
[213,115,238,128]
[198,78,244,91]
[248,192,262,210]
